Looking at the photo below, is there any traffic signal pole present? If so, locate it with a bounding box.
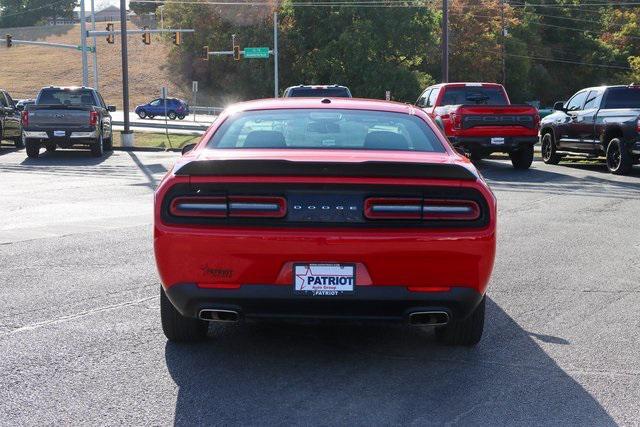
[441,0,449,83]
[90,0,99,90]
[274,12,278,98]
[80,0,89,86]
[119,0,133,146]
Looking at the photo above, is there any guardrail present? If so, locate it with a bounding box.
[191,106,225,115]
[112,121,209,132]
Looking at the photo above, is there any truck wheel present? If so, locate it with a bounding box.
[14,135,25,149]
[137,110,147,119]
[469,149,484,161]
[168,111,177,120]
[25,140,40,158]
[91,134,104,157]
[509,145,534,169]
[45,143,56,152]
[436,296,485,346]
[160,286,208,342]
[103,137,113,152]
[541,133,561,165]
[606,138,632,175]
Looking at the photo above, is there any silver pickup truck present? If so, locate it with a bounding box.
[22,86,115,158]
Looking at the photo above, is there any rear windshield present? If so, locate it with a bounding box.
[287,88,351,98]
[207,109,445,152]
[603,87,640,109]
[440,87,508,106]
[38,88,97,106]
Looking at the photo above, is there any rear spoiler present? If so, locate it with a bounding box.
[175,159,478,181]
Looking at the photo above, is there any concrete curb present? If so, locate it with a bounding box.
[112,146,182,153]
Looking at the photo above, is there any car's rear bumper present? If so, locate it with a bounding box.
[165,283,484,323]
[448,136,538,153]
[23,128,99,143]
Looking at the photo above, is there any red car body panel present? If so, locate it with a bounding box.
[154,98,497,322]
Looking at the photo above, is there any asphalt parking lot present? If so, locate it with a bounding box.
[1,146,639,425]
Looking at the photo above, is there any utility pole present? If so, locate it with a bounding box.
[79,0,89,86]
[274,12,279,98]
[119,0,133,146]
[90,0,98,90]
[441,0,449,83]
[501,0,506,86]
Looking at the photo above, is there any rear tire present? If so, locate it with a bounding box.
[45,143,56,152]
[178,115,185,120]
[14,134,25,148]
[509,145,534,169]
[435,296,485,346]
[468,148,484,161]
[25,140,40,158]
[606,138,632,175]
[91,134,104,157]
[160,286,208,342]
[541,132,561,165]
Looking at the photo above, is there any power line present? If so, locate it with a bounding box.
[502,51,631,70]
[130,0,437,7]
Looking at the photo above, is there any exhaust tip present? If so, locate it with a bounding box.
[198,309,239,323]
[409,311,449,326]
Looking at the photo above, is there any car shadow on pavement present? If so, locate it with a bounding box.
[164,298,614,425]
[19,149,113,166]
[477,160,640,200]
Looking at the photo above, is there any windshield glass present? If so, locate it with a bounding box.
[207,109,445,152]
[603,87,640,109]
[440,87,508,105]
[38,88,96,106]
[287,88,351,98]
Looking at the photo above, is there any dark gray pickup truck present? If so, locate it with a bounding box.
[540,84,640,175]
[22,86,115,158]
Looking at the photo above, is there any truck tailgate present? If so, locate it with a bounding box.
[27,106,92,129]
[456,105,538,130]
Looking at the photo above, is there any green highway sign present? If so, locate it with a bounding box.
[76,45,96,53]
[244,47,270,59]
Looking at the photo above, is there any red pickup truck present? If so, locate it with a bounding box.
[416,83,540,169]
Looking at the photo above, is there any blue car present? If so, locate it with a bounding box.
[135,98,189,120]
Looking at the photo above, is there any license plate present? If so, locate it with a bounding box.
[294,264,355,296]
[491,137,505,145]
[53,130,65,137]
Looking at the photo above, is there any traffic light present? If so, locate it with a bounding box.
[5,34,12,48]
[233,45,240,61]
[171,31,181,46]
[201,45,209,60]
[142,26,151,45]
[106,24,114,44]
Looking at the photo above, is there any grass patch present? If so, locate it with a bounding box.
[113,132,200,149]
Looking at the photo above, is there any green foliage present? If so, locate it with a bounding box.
[0,0,76,27]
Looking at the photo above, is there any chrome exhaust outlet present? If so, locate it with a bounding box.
[408,311,449,326]
[198,309,240,323]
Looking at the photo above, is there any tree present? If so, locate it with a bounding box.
[0,0,76,27]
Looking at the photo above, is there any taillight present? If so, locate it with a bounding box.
[534,114,541,129]
[636,117,640,133]
[364,198,422,220]
[423,199,480,220]
[228,196,287,218]
[21,110,28,127]
[169,196,286,218]
[89,111,98,126]
[364,197,480,221]
[170,196,227,218]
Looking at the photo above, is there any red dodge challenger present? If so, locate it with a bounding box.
[154,98,497,346]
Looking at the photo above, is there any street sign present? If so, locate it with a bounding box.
[192,81,198,92]
[244,47,270,59]
[76,45,96,53]
[385,91,391,101]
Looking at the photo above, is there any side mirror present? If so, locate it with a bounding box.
[107,105,116,112]
[15,104,24,111]
[181,143,196,155]
[553,101,565,112]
